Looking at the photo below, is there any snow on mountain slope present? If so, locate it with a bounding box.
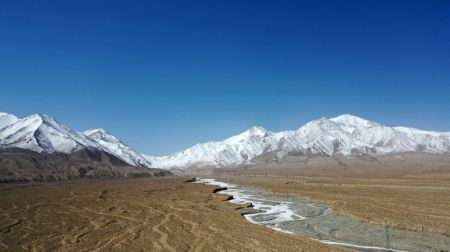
[145,126,278,168]
[0,112,150,167]
[147,114,450,169]
[83,128,151,167]
[329,115,416,153]
[0,113,98,153]
[393,126,450,152]
[0,112,18,130]
[2,112,449,170]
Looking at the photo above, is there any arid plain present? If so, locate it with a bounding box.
[0,177,349,252]
[1,154,450,251]
[213,153,450,237]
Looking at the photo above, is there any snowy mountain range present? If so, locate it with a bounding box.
[1,112,449,170]
[0,112,149,167]
[146,114,450,169]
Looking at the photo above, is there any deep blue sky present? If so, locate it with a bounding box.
[1,1,449,155]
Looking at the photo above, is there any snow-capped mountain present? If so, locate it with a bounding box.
[146,114,450,169]
[2,112,449,170]
[0,112,150,167]
[144,126,277,168]
[0,113,99,153]
[83,128,151,167]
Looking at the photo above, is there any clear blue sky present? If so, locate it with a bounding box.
[1,1,449,155]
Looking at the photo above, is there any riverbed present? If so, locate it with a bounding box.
[195,178,450,252]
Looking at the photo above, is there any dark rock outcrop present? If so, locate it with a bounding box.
[212,187,228,193]
[184,177,198,183]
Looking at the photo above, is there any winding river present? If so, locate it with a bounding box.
[195,178,450,252]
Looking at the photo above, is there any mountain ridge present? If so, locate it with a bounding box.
[1,112,449,170]
[83,128,152,167]
[146,114,450,169]
[0,112,148,167]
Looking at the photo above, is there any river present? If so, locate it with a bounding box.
[195,178,450,252]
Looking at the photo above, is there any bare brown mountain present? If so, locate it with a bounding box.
[0,148,171,183]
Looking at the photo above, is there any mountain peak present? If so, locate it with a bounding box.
[82,128,151,167]
[0,112,15,117]
[26,113,60,126]
[229,126,270,140]
[301,117,333,129]
[28,113,50,119]
[84,128,109,136]
[84,128,121,143]
[247,126,268,135]
[0,112,96,154]
[330,114,375,127]
[0,112,19,130]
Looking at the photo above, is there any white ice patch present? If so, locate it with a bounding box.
[195,178,305,226]
[194,178,235,188]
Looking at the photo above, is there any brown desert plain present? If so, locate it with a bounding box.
[0,177,350,252]
[1,153,450,251]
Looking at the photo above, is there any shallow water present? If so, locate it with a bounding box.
[195,178,450,252]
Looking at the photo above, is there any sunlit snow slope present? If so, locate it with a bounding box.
[0,112,149,167]
[83,128,151,167]
[146,114,450,169]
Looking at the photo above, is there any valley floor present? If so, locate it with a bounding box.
[214,167,450,237]
[0,177,348,252]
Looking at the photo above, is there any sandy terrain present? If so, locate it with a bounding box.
[0,177,349,252]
